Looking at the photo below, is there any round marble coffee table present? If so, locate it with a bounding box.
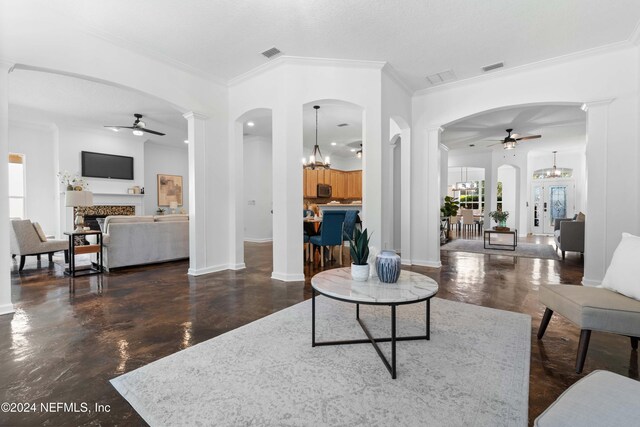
[311,267,438,379]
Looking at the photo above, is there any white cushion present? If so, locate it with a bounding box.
[600,233,640,300]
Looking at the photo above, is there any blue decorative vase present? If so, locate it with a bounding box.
[375,250,401,283]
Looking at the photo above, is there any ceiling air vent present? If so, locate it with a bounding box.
[482,61,504,72]
[337,123,349,127]
[425,69,456,86]
[261,47,282,59]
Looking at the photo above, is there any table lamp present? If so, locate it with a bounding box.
[65,191,94,231]
[170,201,178,214]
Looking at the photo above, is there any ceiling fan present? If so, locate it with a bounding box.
[489,128,541,150]
[104,113,166,136]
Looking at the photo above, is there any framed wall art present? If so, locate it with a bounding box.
[157,174,183,207]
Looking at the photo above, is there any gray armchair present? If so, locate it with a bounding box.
[9,220,68,271]
[553,218,585,260]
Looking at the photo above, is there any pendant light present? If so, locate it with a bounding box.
[356,143,362,159]
[533,151,572,179]
[302,105,330,170]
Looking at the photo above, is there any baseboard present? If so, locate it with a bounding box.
[400,258,412,266]
[229,263,246,270]
[271,272,305,282]
[411,259,442,268]
[0,303,15,316]
[581,277,601,287]
[188,264,230,276]
[244,238,273,243]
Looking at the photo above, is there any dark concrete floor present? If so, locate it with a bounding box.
[1,239,637,426]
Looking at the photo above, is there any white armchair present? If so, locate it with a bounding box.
[9,220,68,271]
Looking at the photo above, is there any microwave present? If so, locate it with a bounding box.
[317,184,332,198]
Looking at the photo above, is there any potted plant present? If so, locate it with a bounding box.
[440,196,460,242]
[489,210,509,230]
[348,228,371,281]
[440,196,460,218]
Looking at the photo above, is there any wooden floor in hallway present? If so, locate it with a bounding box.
[1,239,636,426]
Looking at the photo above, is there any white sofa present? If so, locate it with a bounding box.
[95,215,189,270]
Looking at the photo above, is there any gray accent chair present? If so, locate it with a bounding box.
[535,370,640,426]
[537,284,640,373]
[9,220,68,271]
[554,218,584,260]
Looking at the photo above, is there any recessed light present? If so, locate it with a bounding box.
[247,121,255,127]
[350,148,356,152]
[331,142,337,146]
[110,127,119,132]
[184,140,189,144]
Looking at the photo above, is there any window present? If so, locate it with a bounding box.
[8,153,25,219]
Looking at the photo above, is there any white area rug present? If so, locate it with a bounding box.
[111,297,531,427]
[442,239,559,260]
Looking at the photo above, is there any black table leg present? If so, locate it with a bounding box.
[312,289,316,347]
[356,303,359,319]
[391,305,396,379]
[426,299,431,340]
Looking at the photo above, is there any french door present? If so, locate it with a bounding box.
[531,179,575,235]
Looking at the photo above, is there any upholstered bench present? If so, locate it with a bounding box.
[537,284,640,373]
[535,370,640,426]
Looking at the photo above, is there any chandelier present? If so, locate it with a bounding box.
[303,105,330,170]
[451,167,478,192]
[533,151,572,179]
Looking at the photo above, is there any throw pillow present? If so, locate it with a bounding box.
[576,212,586,222]
[600,233,640,300]
[32,222,48,242]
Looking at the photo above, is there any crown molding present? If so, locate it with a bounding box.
[183,111,209,120]
[381,63,413,98]
[228,56,387,88]
[414,39,635,97]
[581,98,615,111]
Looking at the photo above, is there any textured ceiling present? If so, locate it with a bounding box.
[22,0,640,90]
[9,70,187,147]
[442,104,586,153]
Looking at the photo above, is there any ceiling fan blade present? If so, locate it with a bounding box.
[515,135,541,141]
[140,128,166,136]
[487,142,503,147]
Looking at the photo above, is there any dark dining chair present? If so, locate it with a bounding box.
[309,211,346,267]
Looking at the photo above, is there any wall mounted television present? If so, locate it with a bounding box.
[81,151,134,180]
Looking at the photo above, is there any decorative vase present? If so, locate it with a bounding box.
[66,184,74,191]
[375,250,401,283]
[74,186,84,191]
[499,218,507,228]
[351,263,370,282]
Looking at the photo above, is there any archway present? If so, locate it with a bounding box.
[301,100,364,270]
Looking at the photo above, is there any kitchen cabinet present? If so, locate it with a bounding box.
[303,168,361,199]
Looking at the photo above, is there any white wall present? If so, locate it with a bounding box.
[497,165,517,229]
[8,121,57,234]
[144,142,189,214]
[229,58,385,281]
[243,136,272,242]
[414,46,639,284]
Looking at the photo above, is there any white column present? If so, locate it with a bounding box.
[0,61,15,315]
[362,109,383,254]
[228,120,245,269]
[184,112,209,275]
[400,128,412,265]
[582,100,613,286]
[271,104,304,281]
[411,127,442,267]
[439,144,449,202]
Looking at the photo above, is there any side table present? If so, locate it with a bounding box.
[64,230,103,277]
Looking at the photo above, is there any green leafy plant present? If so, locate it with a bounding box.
[440,196,460,218]
[348,228,371,265]
[489,210,509,223]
